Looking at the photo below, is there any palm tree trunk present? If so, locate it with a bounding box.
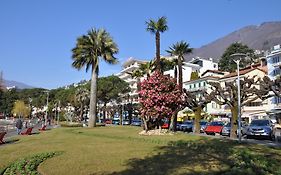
[178,56,183,92]
[89,65,98,127]
[155,32,160,71]
[174,66,178,82]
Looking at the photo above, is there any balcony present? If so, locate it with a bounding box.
[185,86,207,92]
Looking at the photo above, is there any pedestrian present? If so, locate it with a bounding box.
[16,118,23,135]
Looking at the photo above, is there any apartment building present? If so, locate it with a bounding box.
[116,57,148,104]
[164,57,219,82]
[266,44,281,118]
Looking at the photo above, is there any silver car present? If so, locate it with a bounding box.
[246,119,274,140]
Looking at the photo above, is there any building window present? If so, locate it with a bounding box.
[198,82,201,87]
[273,69,281,76]
[246,102,262,107]
[189,85,192,89]
[272,56,280,63]
[203,82,206,86]
[274,97,281,104]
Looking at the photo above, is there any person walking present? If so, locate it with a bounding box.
[16,118,23,135]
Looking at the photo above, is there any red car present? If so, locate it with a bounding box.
[205,121,224,135]
[161,123,169,129]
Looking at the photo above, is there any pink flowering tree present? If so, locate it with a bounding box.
[139,71,183,131]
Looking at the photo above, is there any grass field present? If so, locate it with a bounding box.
[0,126,281,175]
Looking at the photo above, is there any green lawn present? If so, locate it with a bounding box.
[0,126,281,175]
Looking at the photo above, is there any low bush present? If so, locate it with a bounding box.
[2,151,62,175]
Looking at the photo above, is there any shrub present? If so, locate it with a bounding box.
[2,152,62,175]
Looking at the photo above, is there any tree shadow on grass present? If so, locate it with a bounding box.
[0,138,19,146]
[102,138,281,175]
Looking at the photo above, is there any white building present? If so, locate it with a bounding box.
[164,57,218,82]
[266,44,281,117]
[183,70,229,120]
[116,57,148,104]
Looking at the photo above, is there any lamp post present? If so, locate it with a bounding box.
[230,53,247,143]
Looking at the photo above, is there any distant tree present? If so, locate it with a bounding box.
[12,100,31,118]
[218,42,257,72]
[146,16,168,71]
[139,71,183,131]
[72,28,118,127]
[160,58,178,79]
[97,75,130,121]
[166,41,193,92]
[0,89,18,116]
[209,77,262,138]
[256,76,281,99]
[183,89,212,133]
[75,87,90,121]
[190,71,199,80]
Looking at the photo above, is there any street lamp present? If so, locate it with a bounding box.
[230,53,247,143]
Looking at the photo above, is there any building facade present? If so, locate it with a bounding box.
[116,57,148,104]
[266,44,281,118]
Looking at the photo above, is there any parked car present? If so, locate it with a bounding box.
[122,119,130,125]
[191,121,208,133]
[131,119,142,126]
[112,119,120,125]
[221,122,231,136]
[161,122,169,129]
[104,119,112,124]
[180,121,193,132]
[246,119,274,140]
[176,121,183,131]
[205,121,224,135]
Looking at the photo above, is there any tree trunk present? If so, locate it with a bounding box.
[178,56,183,92]
[103,102,106,121]
[194,108,202,134]
[174,66,178,82]
[155,32,160,71]
[79,104,83,121]
[142,117,148,132]
[119,105,123,126]
[89,65,98,127]
[230,105,238,138]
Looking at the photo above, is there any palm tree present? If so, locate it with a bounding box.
[72,28,118,127]
[146,16,168,71]
[166,41,192,92]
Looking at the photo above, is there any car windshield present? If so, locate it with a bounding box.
[210,122,223,126]
[250,120,270,126]
[200,121,207,125]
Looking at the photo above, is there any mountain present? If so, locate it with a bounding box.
[184,21,281,62]
[4,79,35,89]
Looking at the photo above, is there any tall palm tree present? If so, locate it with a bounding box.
[72,28,118,127]
[166,41,192,92]
[146,16,168,71]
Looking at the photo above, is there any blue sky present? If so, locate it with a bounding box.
[0,0,280,89]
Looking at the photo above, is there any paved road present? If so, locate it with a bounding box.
[185,132,281,148]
